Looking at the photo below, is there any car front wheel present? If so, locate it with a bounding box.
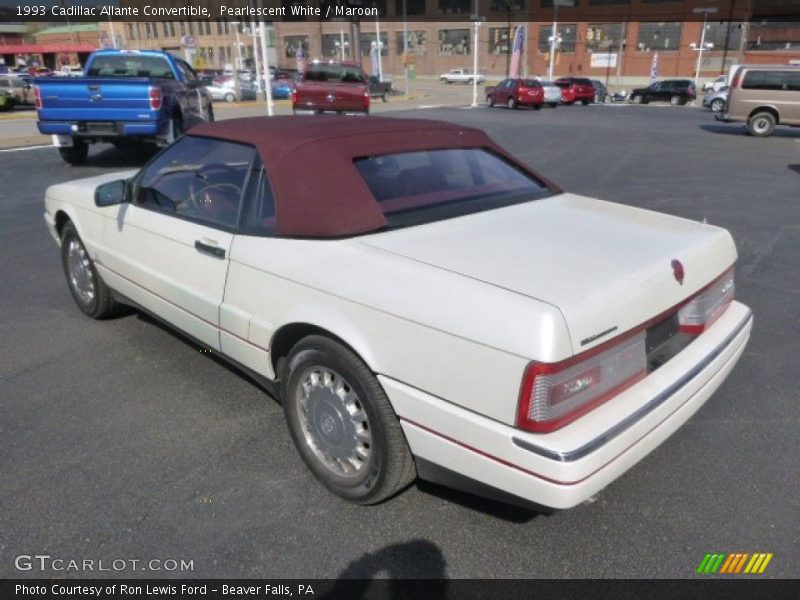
[486,95,494,108]
[710,98,725,113]
[281,336,416,504]
[60,222,118,318]
[631,94,643,104]
[747,112,776,137]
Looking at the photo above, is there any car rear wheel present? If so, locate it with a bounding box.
[58,141,88,165]
[670,95,683,106]
[486,95,494,107]
[507,97,517,110]
[548,102,558,108]
[631,94,643,104]
[747,112,776,137]
[224,92,235,103]
[60,222,118,319]
[581,99,590,105]
[710,98,725,113]
[281,335,416,504]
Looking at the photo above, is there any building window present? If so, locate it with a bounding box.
[746,21,800,51]
[395,0,425,15]
[439,29,471,55]
[538,24,577,54]
[396,30,427,55]
[636,22,682,52]
[489,27,512,55]
[283,35,309,58]
[586,23,623,51]
[438,0,471,14]
[360,32,389,56]
[588,0,629,5]
[127,23,137,41]
[489,0,526,11]
[322,33,351,60]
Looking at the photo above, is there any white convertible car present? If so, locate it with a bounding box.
[44,117,752,509]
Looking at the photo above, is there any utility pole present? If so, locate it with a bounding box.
[471,0,481,108]
[259,21,273,116]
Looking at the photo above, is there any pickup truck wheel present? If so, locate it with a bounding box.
[60,222,118,319]
[281,335,416,505]
[58,142,88,166]
[747,112,776,137]
[224,92,235,103]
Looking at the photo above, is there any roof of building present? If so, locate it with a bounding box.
[35,24,100,36]
[188,116,535,237]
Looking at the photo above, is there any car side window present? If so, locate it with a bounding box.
[239,158,277,237]
[135,136,255,230]
[176,60,198,84]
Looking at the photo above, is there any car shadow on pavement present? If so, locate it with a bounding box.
[133,310,280,402]
[789,164,800,176]
[321,539,447,599]
[83,143,159,167]
[416,480,548,523]
[700,124,800,138]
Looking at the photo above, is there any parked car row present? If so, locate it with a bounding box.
[486,77,605,109]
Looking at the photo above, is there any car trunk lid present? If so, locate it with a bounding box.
[360,193,736,355]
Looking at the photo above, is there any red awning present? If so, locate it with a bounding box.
[0,44,96,54]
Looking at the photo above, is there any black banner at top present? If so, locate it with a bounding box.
[0,0,799,23]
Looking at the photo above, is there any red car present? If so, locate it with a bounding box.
[486,78,545,110]
[554,77,595,105]
[292,61,370,115]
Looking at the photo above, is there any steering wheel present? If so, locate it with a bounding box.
[187,163,243,218]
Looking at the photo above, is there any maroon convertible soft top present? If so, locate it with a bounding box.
[189,116,556,237]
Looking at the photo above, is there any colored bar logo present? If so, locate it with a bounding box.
[696,552,773,574]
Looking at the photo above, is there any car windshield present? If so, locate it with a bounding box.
[354,148,551,229]
[87,55,174,79]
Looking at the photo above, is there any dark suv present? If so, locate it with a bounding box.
[630,80,696,105]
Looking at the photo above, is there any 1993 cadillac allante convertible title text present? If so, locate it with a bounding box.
[44,117,752,509]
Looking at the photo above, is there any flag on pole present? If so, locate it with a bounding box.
[509,25,524,79]
[650,52,659,84]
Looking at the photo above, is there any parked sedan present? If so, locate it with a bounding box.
[43,116,751,509]
[590,79,608,103]
[702,86,728,113]
[486,78,545,110]
[538,80,563,107]
[630,79,697,105]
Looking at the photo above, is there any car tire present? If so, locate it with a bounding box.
[533,104,542,110]
[710,98,725,113]
[381,93,387,103]
[224,92,235,103]
[548,102,558,108]
[206,103,215,122]
[581,99,590,105]
[58,141,88,166]
[631,94,643,104]
[747,112,776,137]
[281,335,416,505]
[486,95,494,108]
[507,97,517,110]
[60,222,119,319]
[670,95,683,106]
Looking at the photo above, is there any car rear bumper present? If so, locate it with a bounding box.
[383,301,752,509]
[38,120,165,138]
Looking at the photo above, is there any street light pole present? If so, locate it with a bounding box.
[548,0,574,81]
[471,1,481,108]
[403,0,409,96]
[692,7,718,103]
[259,21,273,116]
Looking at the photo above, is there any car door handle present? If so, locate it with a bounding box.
[194,240,226,259]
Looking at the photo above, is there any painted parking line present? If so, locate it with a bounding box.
[0,144,52,153]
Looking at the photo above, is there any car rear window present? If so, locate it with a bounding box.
[304,64,364,83]
[574,78,592,85]
[354,148,550,227]
[521,80,541,87]
[742,70,800,91]
[87,55,174,79]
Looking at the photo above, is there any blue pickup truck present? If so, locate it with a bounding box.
[36,49,213,164]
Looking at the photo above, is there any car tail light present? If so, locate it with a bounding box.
[148,87,162,110]
[34,85,42,109]
[517,332,647,433]
[291,88,298,105]
[678,268,735,334]
[731,73,740,89]
[363,89,370,110]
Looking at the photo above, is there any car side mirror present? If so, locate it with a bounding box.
[95,180,129,207]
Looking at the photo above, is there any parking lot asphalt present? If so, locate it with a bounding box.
[1,104,798,580]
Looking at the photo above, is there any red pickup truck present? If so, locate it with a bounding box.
[292,62,370,115]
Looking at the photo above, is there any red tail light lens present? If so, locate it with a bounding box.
[678,268,735,334]
[731,73,740,89]
[363,90,370,110]
[34,85,42,109]
[517,332,647,433]
[291,88,298,105]
[148,87,162,110]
